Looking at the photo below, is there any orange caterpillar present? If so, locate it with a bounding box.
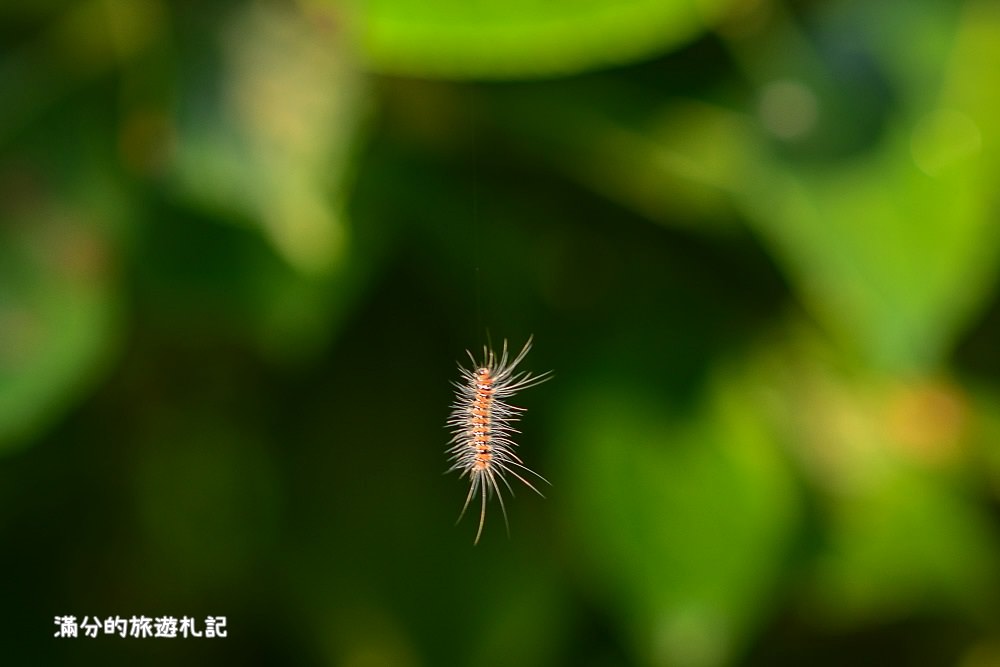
[446,337,551,544]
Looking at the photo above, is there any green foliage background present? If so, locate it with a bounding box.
[3,0,1000,665]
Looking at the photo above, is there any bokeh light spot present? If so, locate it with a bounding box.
[758,79,818,140]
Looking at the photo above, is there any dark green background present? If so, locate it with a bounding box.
[3,0,1000,665]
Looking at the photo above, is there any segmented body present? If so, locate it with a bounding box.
[446,337,550,544]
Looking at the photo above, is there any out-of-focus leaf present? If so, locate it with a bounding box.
[557,363,798,667]
[811,470,999,625]
[0,184,120,452]
[172,2,365,276]
[484,86,745,231]
[493,2,1000,373]
[353,0,735,79]
[167,3,378,361]
[732,1,1000,372]
[753,325,999,625]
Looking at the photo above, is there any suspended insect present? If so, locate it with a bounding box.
[446,336,551,544]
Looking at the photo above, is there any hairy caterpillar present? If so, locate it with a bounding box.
[446,336,551,544]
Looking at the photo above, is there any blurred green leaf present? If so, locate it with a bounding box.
[491,2,1000,372]
[811,468,999,625]
[751,324,1000,626]
[354,0,735,79]
[172,2,365,277]
[732,1,1000,371]
[0,184,120,452]
[483,86,745,232]
[558,364,798,667]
